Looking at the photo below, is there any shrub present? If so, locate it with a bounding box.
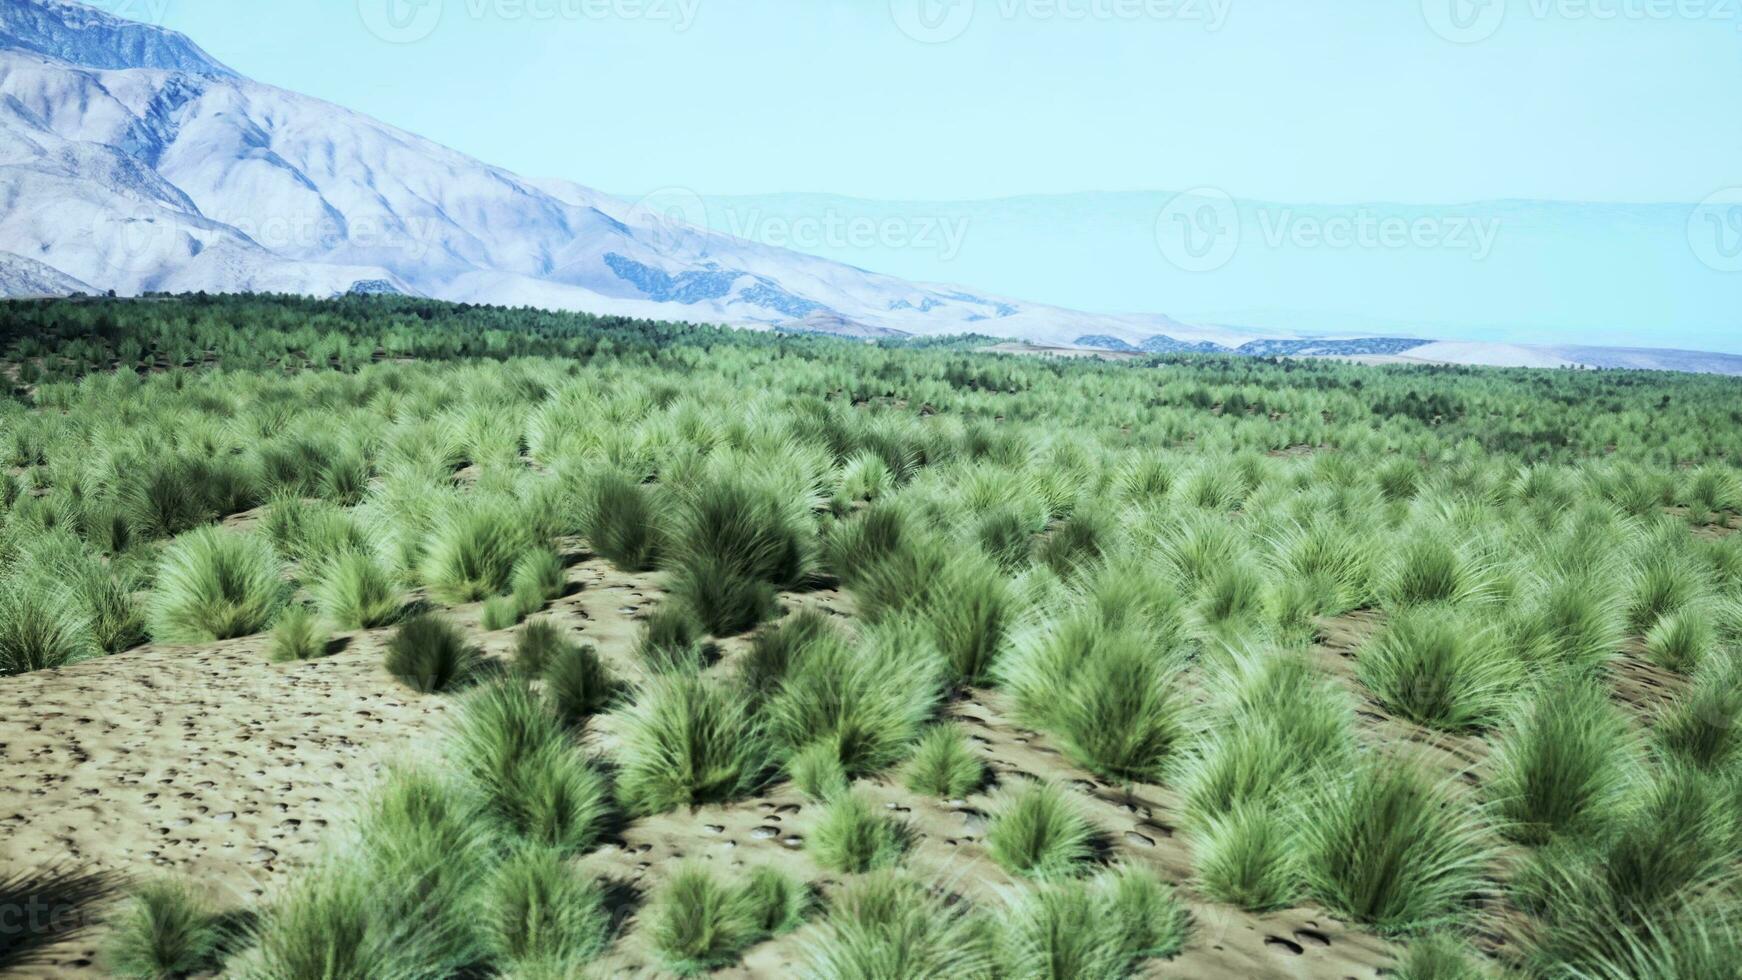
[788,739,850,801]
[738,866,807,938]
[449,682,610,852]
[647,865,756,975]
[812,791,911,873]
[764,622,944,777]
[579,470,664,571]
[1192,802,1300,911]
[1655,661,1742,771]
[269,605,330,663]
[800,873,996,980]
[244,861,473,979]
[1298,756,1489,933]
[384,614,482,693]
[0,580,95,676]
[147,527,286,644]
[902,725,986,799]
[999,867,1189,979]
[1389,933,1486,980]
[511,547,566,614]
[1644,609,1712,675]
[309,549,401,630]
[637,604,706,673]
[1357,606,1520,731]
[615,674,768,815]
[481,596,522,631]
[998,615,1187,782]
[544,641,613,727]
[481,846,610,971]
[1486,677,1638,844]
[103,880,225,979]
[985,781,1098,880]
[419,499,526,604]
[738,608,835,700]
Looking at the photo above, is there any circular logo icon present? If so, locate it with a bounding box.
[625,186,712,254]
[1689,188,1742,273]
[359,0,443,44]
[1421,0,1506,44]
[890,0,975,44]
[1155,187,1240,273]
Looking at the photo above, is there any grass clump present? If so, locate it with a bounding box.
[543,640,614,726]
[636,603,706,673]
[999,866,1188,978]
[419,499,526,604]
[985,781,1098,880]
[511,547,566,614]
[812,791,911,873]
[1644,608,1712,675]
[800,872,996,980]
[579,470,664,571]
[738,607,835,700]
[449,682,610,852]
[481,595,523,631]
[764,621,943,777]
[666,476,811,635]
[384,613,482,693]
[1655,660,1742,771]
[902,724,986,798]
[0,580,94,676]
[738,866,808,937]
[1389,933,1487,980]
[646,865,757,975]
[481,846,610,973]
[1357,605,1520,731]
[1192,802,1301,911]
[1298,755,1489,933]
[309,548,401,630]
[268,605,329,663]
[1486,676,1638,844]
[787,739,851,801]
[242,860,474,980]
[103,880,226,979]
[614,673,768,815]
[147,527,285,644]
[512,618,567,676]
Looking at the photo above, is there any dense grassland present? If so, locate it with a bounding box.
[3,294,1741,977]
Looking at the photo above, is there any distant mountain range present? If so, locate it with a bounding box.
[0,0,1736,375]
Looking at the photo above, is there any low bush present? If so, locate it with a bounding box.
[811,791,911,873]
[1357,605,1520,731]
[481,846,610,972]
[615,674,768,815]
[800,872,996,980]
[1486,676,1638,844]
[103,880,226,979]
[309,549,401,630]
[384,614,482,693]
[269,605,329,663]
[147,527,286,644]
[1298,756,1489,933]
[647,865,756,975]
[985,781,1098,880]
[902,725,986,799]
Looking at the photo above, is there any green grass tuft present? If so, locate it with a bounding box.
[637,603,707,673]
[788,739,851,801]
[384,613,483,693]
[646,865,757,976]
[448,682,610,852]
[1192,802,1301,911]
[147,527,286,644]
[1486,676,1638,844]
[614,674,768,816]
[0,579,95,676]
[481,595,523,631]
[310,548,401,630]
[481,846,610,972]
[811,791,911,873]
[800,872,996,980]
[1357,605,1520,731]
[269,604,330,663]
[579,470,664,571]
[542,639,614,726]
[103,880,226,979]
[902,724,986,799]
[985,781,1098,880]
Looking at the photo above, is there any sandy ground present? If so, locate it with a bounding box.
[6,547,1415,979]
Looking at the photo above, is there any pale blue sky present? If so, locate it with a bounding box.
[157,0,1741,204]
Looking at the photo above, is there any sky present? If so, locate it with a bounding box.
[124,0,1742,351]
[149,0,1742,205]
